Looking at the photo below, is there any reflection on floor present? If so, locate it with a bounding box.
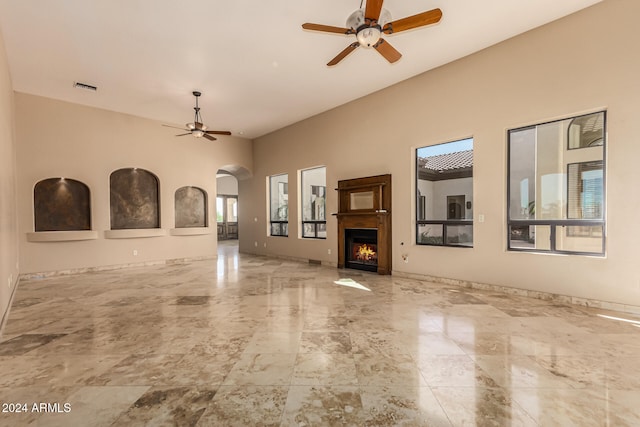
[1,242,639,426]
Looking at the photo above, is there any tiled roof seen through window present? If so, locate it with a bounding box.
[419,149,473,172]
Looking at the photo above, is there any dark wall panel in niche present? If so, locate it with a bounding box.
[175,186,207,228]
[110,168,160,229]
[34,178,91,231]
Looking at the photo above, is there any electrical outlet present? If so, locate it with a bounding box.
[401,254,409,263]
[327,249,331,255]
[478,214,485,223]
[133,250,138,256]
[263,242,267,248]
[254,241,258,247]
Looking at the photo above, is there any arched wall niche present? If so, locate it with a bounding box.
[175,186,208,228]
[110,168,160,230]
[34,177,91,231]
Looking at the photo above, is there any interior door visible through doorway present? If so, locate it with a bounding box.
[217,195,238,240]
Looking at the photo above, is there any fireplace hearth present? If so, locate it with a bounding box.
[335,174,391,275]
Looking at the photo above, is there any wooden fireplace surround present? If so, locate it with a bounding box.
[334,174,391,275]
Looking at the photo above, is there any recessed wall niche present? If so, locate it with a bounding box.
[34,178,91,231]
[110,168,160,229]
[175,186,207,228]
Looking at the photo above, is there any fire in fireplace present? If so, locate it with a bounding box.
[345,228,378,272]
[352,242,378,264]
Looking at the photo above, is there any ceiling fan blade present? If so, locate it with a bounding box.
[365,0,384,21]
[203,134,217,141]
[204,130,232,135]
[302,23,353,35]
[383,8,442,34]
[374,38,402,63]
[163,124,188,131]
[327,43,359,66]
[175,133,191,137]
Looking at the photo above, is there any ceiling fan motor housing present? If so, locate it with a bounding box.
[347,8,392,48]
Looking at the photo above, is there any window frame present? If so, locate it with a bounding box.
[300,166,327,240]
[415,139,474,248]
[269,174,289,237]
[506,111,606,256]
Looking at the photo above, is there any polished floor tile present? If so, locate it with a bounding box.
[281,385,365,426]
[431,386,537,426]
[112,386,217,426]
[0,333,66,355]
[359,386,451,427]
[0,240,639,426]
[199,385,288,426]
[291,353,359,386]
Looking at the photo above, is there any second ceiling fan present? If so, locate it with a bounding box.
[302,0,442,66]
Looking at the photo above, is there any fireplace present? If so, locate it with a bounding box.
[345,228,378,272]
[335,174,391,274]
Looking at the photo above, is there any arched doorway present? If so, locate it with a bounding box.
[216,165,251,259]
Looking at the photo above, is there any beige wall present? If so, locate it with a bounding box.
[0,27,18,325]
[15,93,252,274]
[216,175,238,196]
[241,0,640,306]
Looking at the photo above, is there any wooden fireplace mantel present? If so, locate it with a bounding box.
[334,174,391,275]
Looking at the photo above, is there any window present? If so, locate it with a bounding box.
[269,174,289,236]
[216,195,238,240]
[216,197,224,223]
[507,111,605,255]
[416,138,474,247]
[300,166,326,239]
[227,197,238,222]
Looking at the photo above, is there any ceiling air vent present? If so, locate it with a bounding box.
[73,82,97,92]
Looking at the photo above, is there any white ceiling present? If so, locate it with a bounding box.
[0,0,601,139]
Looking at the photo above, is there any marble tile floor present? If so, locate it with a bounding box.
[1,243,640,426]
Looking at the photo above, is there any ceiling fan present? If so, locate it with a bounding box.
[302,0,442,66]
[163,91,231,141]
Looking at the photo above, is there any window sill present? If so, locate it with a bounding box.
[27,230,99,242]
[104,229,167,239]
[169,227,212,236]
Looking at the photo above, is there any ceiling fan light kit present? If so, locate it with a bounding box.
[302,0,442,66]
[347,8,391,48]
[162,91,231,141]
